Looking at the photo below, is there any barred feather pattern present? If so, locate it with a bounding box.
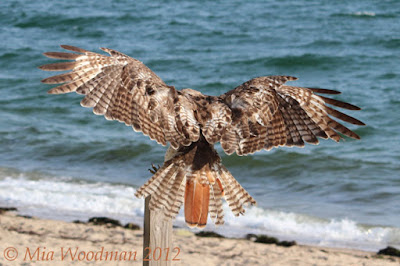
[218,166,256,216]
[41,46,364,157]
[209,178,224,225]
[278,86,364,141]
[135,142,256,227]
[217,76,364,155]
[40,45,201,149]
[134,154,186,221]
[201,102,232,144]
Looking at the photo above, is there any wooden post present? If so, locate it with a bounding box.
[143,195,173,266]
[143,196,151,266]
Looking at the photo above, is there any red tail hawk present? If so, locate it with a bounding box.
[40,45,364,228]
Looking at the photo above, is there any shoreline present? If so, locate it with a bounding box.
[1,210,399,265]
[1,171,399,253]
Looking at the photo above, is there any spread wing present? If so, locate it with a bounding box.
[39,45,201,149]
[40,46,364,156]
[207,76,365,155]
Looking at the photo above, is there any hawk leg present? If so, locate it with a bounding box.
[148,163,161,175]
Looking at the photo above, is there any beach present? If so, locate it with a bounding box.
[0,210,398,266]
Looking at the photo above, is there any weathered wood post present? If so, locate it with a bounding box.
[143,195,173,266]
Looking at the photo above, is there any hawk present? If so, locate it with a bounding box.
[40,45,364,228]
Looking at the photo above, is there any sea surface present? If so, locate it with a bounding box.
[0,0,399,251]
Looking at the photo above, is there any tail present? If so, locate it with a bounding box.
[135,157,256,228]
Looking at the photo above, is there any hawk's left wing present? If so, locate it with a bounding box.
[39,45,201,149]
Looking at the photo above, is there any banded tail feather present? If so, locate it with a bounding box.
[134,141,256,228]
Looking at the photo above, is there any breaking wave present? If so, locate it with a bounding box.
[0,169,399,251]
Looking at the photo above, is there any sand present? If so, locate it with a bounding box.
[0,211,398,266]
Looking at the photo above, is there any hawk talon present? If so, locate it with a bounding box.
[148,163,161,174]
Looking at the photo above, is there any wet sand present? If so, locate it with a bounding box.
[0,211,398,265]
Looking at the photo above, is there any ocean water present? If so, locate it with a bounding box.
[1,0,399,251]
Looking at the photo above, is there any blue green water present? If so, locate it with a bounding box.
[0,0,399,250]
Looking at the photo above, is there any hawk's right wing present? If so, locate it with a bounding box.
[211,76,365,156]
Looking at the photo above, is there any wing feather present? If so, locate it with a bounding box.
[43,52,81,60]
[216,76,364,156]
[40,45,201,148]
[41,47,364,155]
[60,44,90,53]
[39,61,77,71]
[319,95,361,110]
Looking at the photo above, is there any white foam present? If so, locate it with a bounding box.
[220,206,400,251]
[0,174,399,251]
[353,11,376,17]
[0,175,143,223]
